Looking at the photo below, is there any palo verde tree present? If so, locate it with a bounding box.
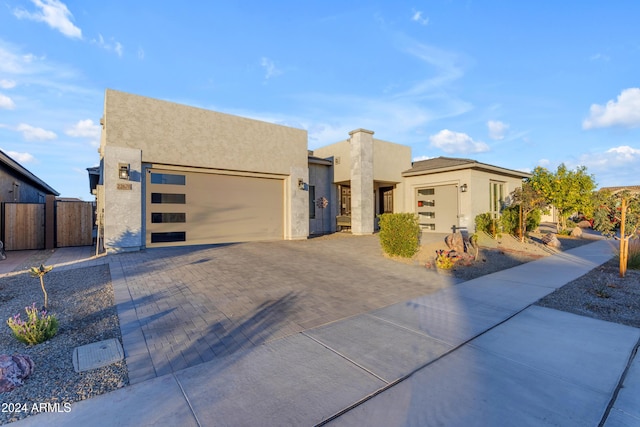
[528,164,596,232]
[592,189,640,278]
[509,182,548,242]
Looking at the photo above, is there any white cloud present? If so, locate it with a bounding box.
[589,53,610,62]
[0,79,16,89]
[538,158,551,167]
[577,145,640,171]
[260,57,283,80]
[429,129,489,154]
[91,34,124,57]
[0,93,15,109]
[137,47,145,60]
[487,120,509,140]
[583,88,640,129]
[411,10,429,26]
[66,119,101,146]
[5,150,35,163]
[13,0,82,39]
[16,123,57,141]
[413,155,432,161]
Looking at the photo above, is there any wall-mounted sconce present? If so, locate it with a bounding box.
[460,183,468,192]
[118,163,130,180]
[298,178,309,190]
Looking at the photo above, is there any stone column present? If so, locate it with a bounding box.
[349,129,374,235]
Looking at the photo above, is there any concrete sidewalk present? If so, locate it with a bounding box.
[11,240,640,426]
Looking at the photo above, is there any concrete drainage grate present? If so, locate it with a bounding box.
[73,338,124,373]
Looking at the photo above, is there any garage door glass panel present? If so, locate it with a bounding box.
[151,193,186,204]
[151,232,186,243]
[151,213,186,223]
[150,173,186,185]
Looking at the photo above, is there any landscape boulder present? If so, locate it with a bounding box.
[577,220,592,229]
[445,232,466,253]
[570,227,583,238]
[541,233,562,248]
[0,354,35,392]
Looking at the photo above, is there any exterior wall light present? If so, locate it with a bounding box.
[460,183,468,192]
[118,163,130,180]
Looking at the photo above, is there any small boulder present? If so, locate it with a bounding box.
[445,232,466,253]
[541,233,562,248]
[577,220,592,229]
[0,354,35,392]
[570,227,583,238]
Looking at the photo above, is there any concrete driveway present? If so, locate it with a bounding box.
[108,234,460,384]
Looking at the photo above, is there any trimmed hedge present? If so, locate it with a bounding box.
[378,213,421,258]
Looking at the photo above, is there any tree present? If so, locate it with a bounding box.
[509,182,548,242]
[528,164,596,231]
[592,189,640,278]
[29,264,53,309]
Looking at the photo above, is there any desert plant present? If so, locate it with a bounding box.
[621,237,640,270]
[378,213,421,258]
[7,303,59,345]
[29,264,53,309]
[435,250,455,269]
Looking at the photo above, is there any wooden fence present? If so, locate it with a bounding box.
[56,201,94,247]
[3,203,45,250]
[2,201,94,250]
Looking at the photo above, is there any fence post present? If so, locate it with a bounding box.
[45,195,55,249]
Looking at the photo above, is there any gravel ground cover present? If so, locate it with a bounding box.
[0,265,127,425]
[537,258,640,328]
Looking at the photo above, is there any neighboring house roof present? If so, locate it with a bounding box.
[403,156,531,179]
[599,185,640,193]
[0,148,59,195]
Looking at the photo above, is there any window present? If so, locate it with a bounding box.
[150,173,186,185]
[151,232,186,243]
[422,224,436,231]
[418,188,435,196]
[419,212,436,219]
[151,193,186,204]
[309,185,316,219]
[418,200,435,207]
[151,213,186,223]
[490,182,505,217]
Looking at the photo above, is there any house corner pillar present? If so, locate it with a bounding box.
[349,128,374,235]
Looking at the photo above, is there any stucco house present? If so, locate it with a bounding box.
[95,89,529,252]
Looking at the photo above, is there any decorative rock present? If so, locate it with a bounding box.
[541,233,562,248]
[577,220,591,229]
[445,232,466,253]
[570,226,583,238]
[0,354,35,392]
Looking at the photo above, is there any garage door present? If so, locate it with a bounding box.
[146,168,284,247]
[416,185,458,233]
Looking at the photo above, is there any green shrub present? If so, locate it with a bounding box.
[7,303,58,346]
[378,213,421,258]
[475,213,493,234]
[526,208,542,232]
[500,206,520,235]
[498,206,543,237]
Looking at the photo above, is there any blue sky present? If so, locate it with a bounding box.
[1,1,639,199]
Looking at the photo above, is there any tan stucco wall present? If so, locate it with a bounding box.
[102,89,308,176]
[372,139,412,183]
[312,140,351,183]
[312,137,410,184]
